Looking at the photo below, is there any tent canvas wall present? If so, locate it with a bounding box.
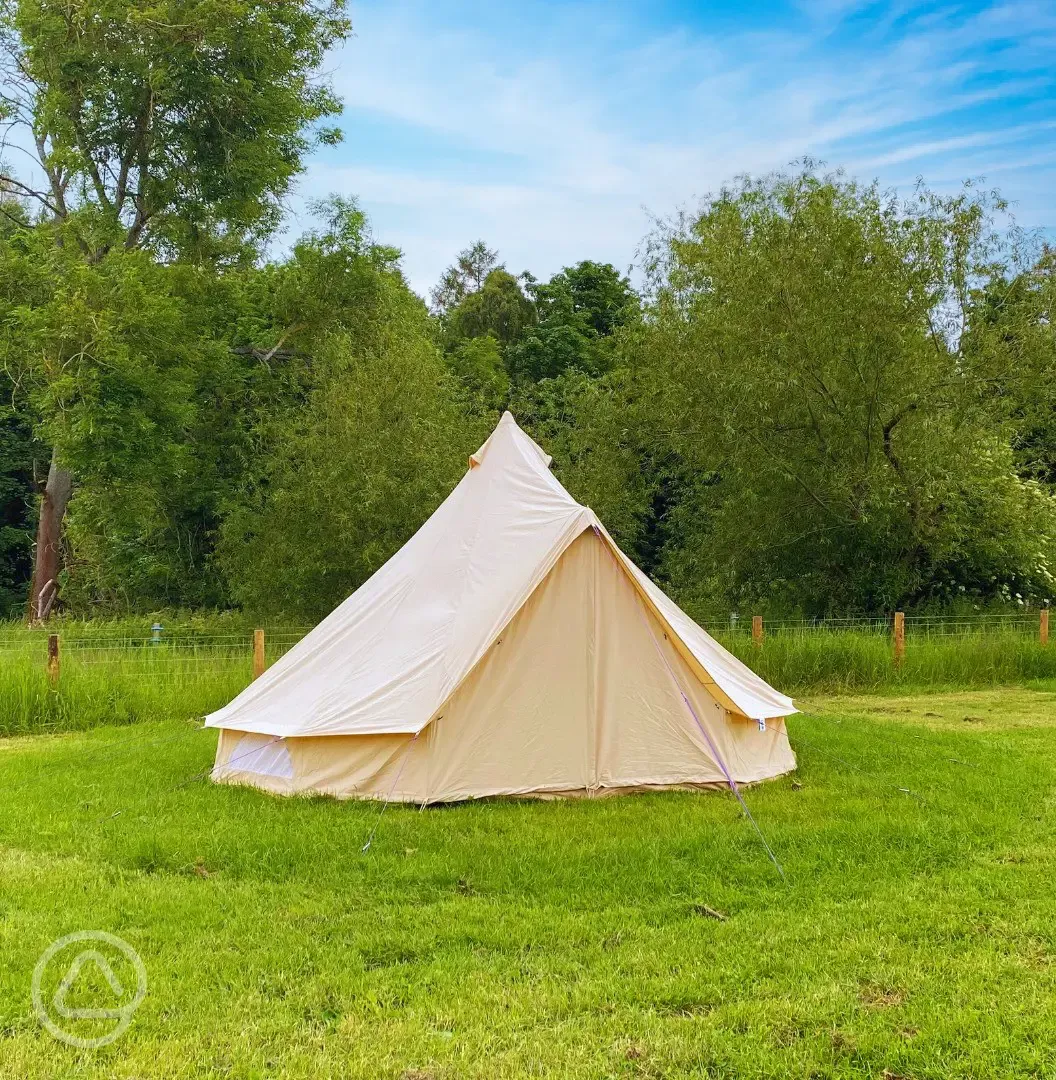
[206,413,797,802]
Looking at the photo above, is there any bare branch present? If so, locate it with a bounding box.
[68,108,113,213]
[32,129,68,218]
[115,86,153,215]
[881,402,919,486]
[0,172,60,215]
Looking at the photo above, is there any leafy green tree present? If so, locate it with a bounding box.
[533,260,637,337]
[447,334,509,416]
[511,368,655,557]
[629,169,1056,615]
[0,199,40,611]
[18,200,431,612]
[218,315,481,621]
[964,247,1056,485]
[0,229,236,609]
[445,268,536,348]
[0,0,350,259]
[430,241,499,315]
[0,378,37,614]
[507,261,637,383]
[0,0,351,617]
[233,198,406,359]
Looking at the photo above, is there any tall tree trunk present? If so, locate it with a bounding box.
[28,454,72,623]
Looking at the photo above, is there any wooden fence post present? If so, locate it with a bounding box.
[752,615,763,646]
[47,633,59,685]
[893,611,905,667]
[252,629,266,680]
[1042,609,1050,646]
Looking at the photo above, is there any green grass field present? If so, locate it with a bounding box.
[1,685,1055,1078]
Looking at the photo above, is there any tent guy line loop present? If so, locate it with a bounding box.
[361,730,420,854]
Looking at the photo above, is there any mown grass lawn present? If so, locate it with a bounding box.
[1,686,1055,1078]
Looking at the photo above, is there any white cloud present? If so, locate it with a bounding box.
[300,0,1056,296]
[852,120,1056,169]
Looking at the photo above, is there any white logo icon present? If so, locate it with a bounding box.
[32,931,147,1048]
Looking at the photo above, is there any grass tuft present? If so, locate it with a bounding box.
[719,625,1056,693]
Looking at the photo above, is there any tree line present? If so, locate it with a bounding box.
[0,2,1053,623]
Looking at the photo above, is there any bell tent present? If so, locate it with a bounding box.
[206,412,797,802]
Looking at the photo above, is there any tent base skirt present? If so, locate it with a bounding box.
[209,743,794,803]
[211,767,795,804]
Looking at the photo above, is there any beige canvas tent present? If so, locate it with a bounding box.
[206,413,797,803]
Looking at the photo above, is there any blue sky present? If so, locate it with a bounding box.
[297,0,1056,297]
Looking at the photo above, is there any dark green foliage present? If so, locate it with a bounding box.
[220,406,474,619]
[447,334,509,416]
[964,247,1056,484]
[509,369,654,557]
[0,0,354,616]
[0,389,37,614]
[438,255,637,387]
[536,260,637,338]
[0,197,482,616]
[217,324,480,620]
[445,268,536,348]
[215,206,483,619]
[508,260,637,382]
[0,231,235,608]
[429,240,499,315]
[2,150,1056,620]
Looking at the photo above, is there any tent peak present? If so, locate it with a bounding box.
[469,411,553,470]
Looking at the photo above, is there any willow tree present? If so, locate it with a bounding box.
[630,169,1056,615]
[0,0,350,619]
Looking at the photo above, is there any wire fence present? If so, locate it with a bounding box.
[0,611,1049,740]
[0,627,312,685]
[0,609,1047,684]
[700,611,1048,639]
